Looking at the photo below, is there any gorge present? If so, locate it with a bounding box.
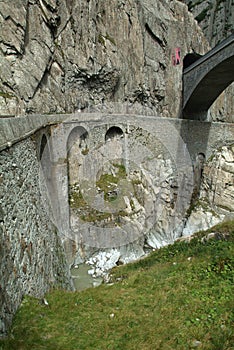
[0,0,233,337]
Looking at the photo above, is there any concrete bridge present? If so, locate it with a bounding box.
[183,34,234,120]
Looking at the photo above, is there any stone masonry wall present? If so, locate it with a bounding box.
[0,135,72,336]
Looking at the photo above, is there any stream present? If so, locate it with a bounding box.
[70,264,103,291]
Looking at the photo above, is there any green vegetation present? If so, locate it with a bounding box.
[105,33,116,46]
[69,164,128,223]
[98,33,105,46]
[96,163,127,202]
[0,221,233,349]
[186,197,217,218]
[69,187,86,209]
[98,33,116,46]
[69,185,113,222]
[0,91,15,99]
[81,147,89,156]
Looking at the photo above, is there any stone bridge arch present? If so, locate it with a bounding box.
[105,126,124,141]
[39,133,52,194]
[183,34,234,120]
[67,126,89,187]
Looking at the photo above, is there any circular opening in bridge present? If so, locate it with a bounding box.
[183,52,202,70]
[67,126,89,194]
[105,126,124,142]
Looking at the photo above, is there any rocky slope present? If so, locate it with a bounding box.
[0,0,208,117]
[183,144,234,236]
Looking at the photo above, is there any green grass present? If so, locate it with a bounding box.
[0,221,234,350]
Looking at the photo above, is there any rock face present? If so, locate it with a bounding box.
[184,0,233,46]
[0,135,72,336]
[183,0,234,122]
[201,145,234,213]
[0,0,208,117]
[183,144,234,236]
[66,122,193,272]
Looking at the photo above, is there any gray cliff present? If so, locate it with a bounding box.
[0,0,208,117]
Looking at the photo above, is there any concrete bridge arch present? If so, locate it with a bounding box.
[183,34,234,120]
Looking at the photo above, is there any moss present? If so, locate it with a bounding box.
[186,197,218,218]
[80,211,112,223]
[69,187,86,209]
[98,33,116,46]
[96,173,118,201]
[81,147,89,156]
[105,32,116,46]
[130,199,135,211]
[69,187,112,223]
[0,91,15,99]
[98,34,105,46]
[96,163,127,202]
[69,164,131,224]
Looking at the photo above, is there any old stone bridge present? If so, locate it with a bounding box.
[1,111,233,337]
[1,112,234,155]
[1,113,234,239]
[183,33,234,120]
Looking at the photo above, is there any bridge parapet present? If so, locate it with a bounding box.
[0,113,234,161]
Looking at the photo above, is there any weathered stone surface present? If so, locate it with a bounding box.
[183,208,224,236]
[183,144,234,236]
[63,120,194,271]
[0,136,72,336]
[184,0,233,47]
[0,0,208,117]
[201,145,234,212]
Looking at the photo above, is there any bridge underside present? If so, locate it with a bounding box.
[183,56,234,120]
[183,34,234,121]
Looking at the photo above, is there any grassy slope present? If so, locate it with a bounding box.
[0,221,233,350]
